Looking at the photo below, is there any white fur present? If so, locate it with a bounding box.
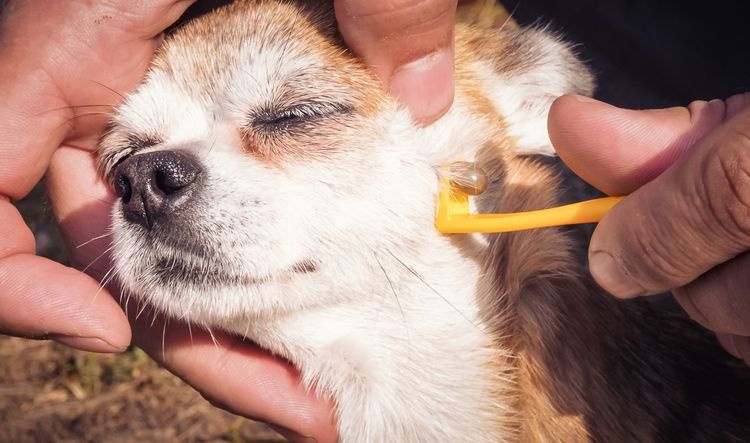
[101,7,590,442]
[475,29,593,155]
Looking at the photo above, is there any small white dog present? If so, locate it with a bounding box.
[99,1,750,441]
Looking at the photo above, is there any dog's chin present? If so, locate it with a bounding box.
[150,256,271,287]
[118,250,318,303]
[117,255,322,325]
[139,255,318,288]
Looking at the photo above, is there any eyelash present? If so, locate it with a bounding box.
[249,102,352,132]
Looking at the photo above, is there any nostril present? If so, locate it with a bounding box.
[114,172,133,203]
[154,168,192,196]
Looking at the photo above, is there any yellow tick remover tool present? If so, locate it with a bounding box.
[435,161,624,234]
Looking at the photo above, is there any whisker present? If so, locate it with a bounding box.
[177,289,201,329]
[242,320,252,343]
[117,284,130,307]
[206,132,219,156]
[206,325,220,348]
[64,111,113,122]
[238,67,263,90]
[374,252,409,340]
[386,250,486,334]
[150,306,160,328]
[33,103,117,118]
[497,2,518,35]
[135,299,150,321]
[69,192,116,206]
[81,240,119,273]
[76,231,112,249]
[92,265,117,303]
[99,265,118,290]
[162,318,168,361]
[92,80,126,100]
[187,320,194,345]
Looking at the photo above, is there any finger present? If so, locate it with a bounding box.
[0,200,130,352]
[46,146,117,277]
[134,318,337,443]
[672,252,750,336]
[548,94,741,195]
[0,0,196,199]
[587,104,750,297]
[0,255,131,352]
[335,0,457,124]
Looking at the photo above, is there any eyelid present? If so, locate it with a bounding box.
[250,101,354,127]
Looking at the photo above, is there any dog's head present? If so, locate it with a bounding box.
[98,0,594,334]
[98,1,498,326]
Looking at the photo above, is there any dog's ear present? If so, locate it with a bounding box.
[464,26,594,155]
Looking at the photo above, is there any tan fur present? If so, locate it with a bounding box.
[101,1,750,441]
[454,18,750,443]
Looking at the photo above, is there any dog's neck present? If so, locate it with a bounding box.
[239,225,516,442]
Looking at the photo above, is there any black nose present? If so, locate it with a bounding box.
[113,150,202,229]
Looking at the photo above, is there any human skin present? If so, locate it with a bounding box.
[12,0,747,440]
[549,93,750,365]
[0,0,455,441]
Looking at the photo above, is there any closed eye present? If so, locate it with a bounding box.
[249,102,354,133]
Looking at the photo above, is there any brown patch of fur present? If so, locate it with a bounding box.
[454,29,503,123]
[476,133,750,443]
[454,24,596,439]
[455,23,750,442]
[156,0,388,165]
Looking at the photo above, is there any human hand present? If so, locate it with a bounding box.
[548,93,750,364]
[335,0,458,124]
[1,1,333,441]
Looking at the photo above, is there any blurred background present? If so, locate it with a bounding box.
[2,1,514,442]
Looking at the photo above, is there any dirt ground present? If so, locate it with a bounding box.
[0,337,284,443]
[2,2,510,442]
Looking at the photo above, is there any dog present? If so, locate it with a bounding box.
[98,1,750,441]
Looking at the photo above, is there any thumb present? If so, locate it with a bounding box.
[548,94,750,195]
[559,96,750,297]
[334,0,457,124]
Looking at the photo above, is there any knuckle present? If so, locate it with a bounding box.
[675,252,750,336]
[709,126,750,240]
[726,92,750,118]
[686,99,711,117]
[623,212,689,289]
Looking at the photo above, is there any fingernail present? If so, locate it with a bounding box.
[270,425,317,443]
[389,47,454,125]
[589,251,644,298]
[51,335,127,353]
